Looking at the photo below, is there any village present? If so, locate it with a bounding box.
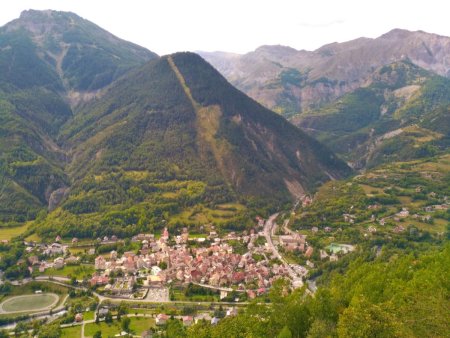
[16,218,315,301]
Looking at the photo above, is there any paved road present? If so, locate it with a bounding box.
[263,213,303,287]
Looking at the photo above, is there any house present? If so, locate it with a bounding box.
[319,250,328,260]
[226,307,238,317]
[53,257,64,269]
[211,317,220,325]
[343,214,355,223]
[45,243,66,256]
[65,256,80,265]
[39,262,47,273]
[182,316,193,326]
[181,232,189,243]
[161,228,169,241]
[304,246,314,258]
[95,256,106,270]
[393,225,405,233]
[72,237,78,244]
[156,314,169,325]
[145,275,162,287]
[247,290,256,299]
[98,308,109,318]
[329,254,339,262]
[195,313,212,323]
[279,234,306,252]
[368,226,377,233]
[90,275,109,286]
[28,256,40,266]
[75,313,83,322]
[396,208,409,218]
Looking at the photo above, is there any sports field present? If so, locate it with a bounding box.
[0,293,59,313]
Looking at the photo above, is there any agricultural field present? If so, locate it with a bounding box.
[41,264,95,279]
[0,223,29,240]
[169,203,246,227]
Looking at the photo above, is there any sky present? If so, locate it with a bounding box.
[1,0,449,55]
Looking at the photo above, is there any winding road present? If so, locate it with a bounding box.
[263,213,303,288]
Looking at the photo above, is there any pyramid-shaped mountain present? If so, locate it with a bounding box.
[64,52,351,201]
[41,52,351,238]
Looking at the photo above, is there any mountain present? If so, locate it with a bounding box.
[199,29,450,118]
[294,60,450,168]
[0,10,156,224]
[35,52,351,239]
[2,9,156,96]
[0,10,351,234]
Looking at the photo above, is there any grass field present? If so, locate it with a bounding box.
[41,264,95,279]
[61,325,82,338]
[129,317,156,334]
[0,293,59,313]
[85,317,156,337]
[0,223,29,240]
[84,311,95,321]
[85,322,120,337]
[25,231,41,242]
[170,203,246,226]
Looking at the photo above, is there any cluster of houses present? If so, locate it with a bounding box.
[22,240,82,274]
[92,227,289,291]
[162,244,288,288]
[153,307,238,328]
[278,233,309,253]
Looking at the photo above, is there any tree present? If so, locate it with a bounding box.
[166,318,186,338]
[278,326,292,338]
[337,296,397,338]
[307,319,335,338]
[93,331,102,338]
[37,323,61,338]
[14,322,28,337]
[186,320,211,338]
[105,310,113,324]
[121,317,131,332]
